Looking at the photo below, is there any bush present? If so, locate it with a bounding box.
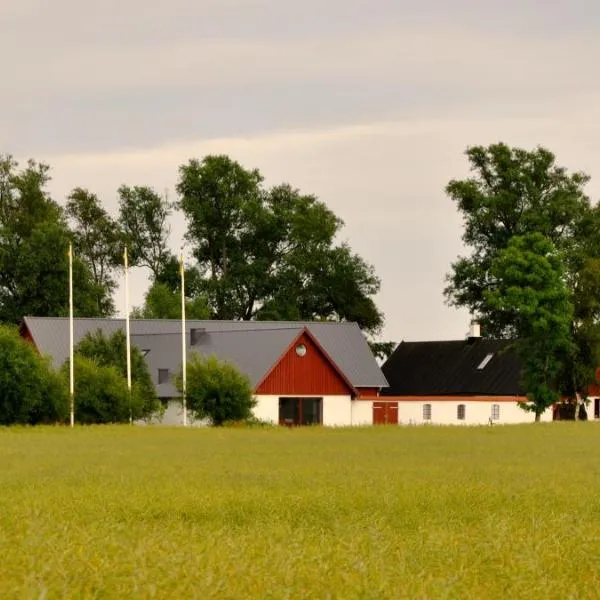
[75,329,161,421]
[0,325,68,425]
[62,355,145,424]
[176,354,255,426]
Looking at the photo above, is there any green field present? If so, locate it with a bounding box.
[2,424,600,599]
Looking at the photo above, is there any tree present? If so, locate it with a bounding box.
[175,354,255,425]
[66,187,122,315]
[445,143,599,407]
[0,155,100,323]
[445,143,591,337]
[485,234,574,420]
[63,355,140,424]
[176,156,384,335]
[0,324,67,425]
[75,329,161,420]
[131,281,210,320]
[118,185,173,279]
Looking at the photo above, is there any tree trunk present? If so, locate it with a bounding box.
[535,411,541,422]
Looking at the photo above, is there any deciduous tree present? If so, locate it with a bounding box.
[75,329,161,420]
[66,187,122,315]
[0,324,67,424]
[485,234,574,420]
[175,354,255,426]
[176,156,385,335]
[118,185,173,279]
[0,155,101,323]
[445,143,598,409]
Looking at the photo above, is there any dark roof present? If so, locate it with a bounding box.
[22,317,388,394]
[380,338,523,396]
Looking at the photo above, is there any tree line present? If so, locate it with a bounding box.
[445,143,600,420]
[0,154,386,348]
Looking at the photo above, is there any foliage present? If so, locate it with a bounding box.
[66,187,122,315]
[118,185,173,279]
[0,324,67,424]
[176,156,384,335]
[75,329,161,420]
[484,234,574,420]
[445,143,591,337]
[368,340,397,362]
[2,425,600,599]
[445,143,599,402]
[62,355,140,424]
[131,281,210,320]
[175,353,255,426]
[0,155,101,323]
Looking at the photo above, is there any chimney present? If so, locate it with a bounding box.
[190,327,206,346]
[468,321,481,340]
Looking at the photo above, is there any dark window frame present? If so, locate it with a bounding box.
[457,404,466,420]
[158,368,170,384]
[491,404,500,421]
[423,403,432,421]
[278,397,323,426]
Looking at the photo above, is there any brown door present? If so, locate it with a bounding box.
[373,402,385,425]
[386,402,398,425]
[373,402,398,425]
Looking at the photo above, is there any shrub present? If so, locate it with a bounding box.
[0,325,68,425]
[176,354,255,426]
[75,329,161,421]
[62,355,145,424]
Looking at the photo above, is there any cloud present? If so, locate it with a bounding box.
[4,22,598,96]
[41,106,600,343]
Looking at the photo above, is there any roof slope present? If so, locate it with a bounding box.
[381,338,523,396]
[22,317,388,390]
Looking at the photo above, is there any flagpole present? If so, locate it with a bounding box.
[181,254,187,427]
[124,246,132,425]
[68,242,74,428]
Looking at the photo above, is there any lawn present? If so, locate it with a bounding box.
[2,424,600,599]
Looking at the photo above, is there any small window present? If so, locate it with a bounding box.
[457,404,466,420]
[477,353,494,370]
[158,369,170,384]
[491,404,500,421]
[423,404,432,421]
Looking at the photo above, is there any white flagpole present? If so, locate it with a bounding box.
[124,246,132,424]
[181,254,187,427]
[68,242,74,428]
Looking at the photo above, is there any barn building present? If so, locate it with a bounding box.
[21,317,389,426]
[380,326,554,424]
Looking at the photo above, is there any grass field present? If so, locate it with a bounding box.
[2,424,600,599]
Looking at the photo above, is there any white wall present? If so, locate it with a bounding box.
[253,395,355,426]
[397,400,553,425]
[351,400,374,426]
[135,400,206,427]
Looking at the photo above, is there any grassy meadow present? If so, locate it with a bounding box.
[2,424,600,599]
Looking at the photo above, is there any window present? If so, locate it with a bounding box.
[491,404,500,421]
[278,397,322,426]
[477,353,494,370]
[457,404,466,420]
[295,344,307,357]
[423,404,432,421]
[158,368,170,384]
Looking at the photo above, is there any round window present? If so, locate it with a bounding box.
[295,344,307,357]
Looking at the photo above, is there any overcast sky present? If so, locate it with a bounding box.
[2,0,599,343]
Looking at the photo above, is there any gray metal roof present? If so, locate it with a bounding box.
[22,317,388,393]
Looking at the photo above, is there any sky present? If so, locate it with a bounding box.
[2,0,600,343]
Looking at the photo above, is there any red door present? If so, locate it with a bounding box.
[373,402,398,425]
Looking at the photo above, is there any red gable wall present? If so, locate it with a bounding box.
[256,331,354,396]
